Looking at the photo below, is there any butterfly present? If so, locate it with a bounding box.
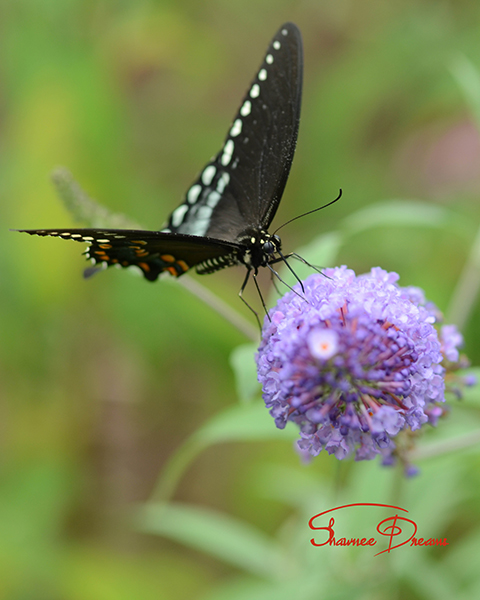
[16,23,304,313]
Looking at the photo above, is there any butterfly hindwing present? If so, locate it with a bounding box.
[16,228,240,281]
[164,22,303,242]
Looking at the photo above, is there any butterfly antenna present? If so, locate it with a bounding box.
[273,189,342,235]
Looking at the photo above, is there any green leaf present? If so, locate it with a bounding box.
[279,200,471,286]
[450,54,480,129]
[201,571,362,600]
[457,368,480,407]
[293,231,343,277]
[341,200,469,239]
[137,503,282,579]
[150,402,297,502]
[193,401,296,446]
[51,167,142,228]
[230,343,260,403]
[274,231,342,288]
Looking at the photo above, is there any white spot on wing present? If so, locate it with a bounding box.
[240,100,251,116]
[171,204,189,227]
[250,83,260,98]
[216,172,230,193]
[82,236,94,241]
[128,265,143,277]
[187,205,213,236]
[230,119,242,137]
[220,139,234,166]
[206,190,221,207]
[187,184,202,204]
[258,69,267,81]
[202,165,216,185]
[281,28,288,36]
[197,205,213,220]
[266,54,273,64]
[97,239,110,243]
[273,40,281,50]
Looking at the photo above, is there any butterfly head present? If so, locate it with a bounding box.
[240,230,282,271]
[261,233,281,257]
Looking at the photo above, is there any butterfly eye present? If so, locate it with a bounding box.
[263,240,276,254]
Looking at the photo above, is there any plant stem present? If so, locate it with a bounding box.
[411,429,480,461]
[176,275,258,341]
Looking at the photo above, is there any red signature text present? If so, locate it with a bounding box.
[309,503,448,555]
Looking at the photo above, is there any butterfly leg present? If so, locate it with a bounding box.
[289,252,324,275]
[270,251,305,294]
[252,271,271,323]
[238,268,273,330]
[238,268,262,330]
[267,264,306,302]
[270,268,283,297]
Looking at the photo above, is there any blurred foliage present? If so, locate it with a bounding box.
[2,0,480,598]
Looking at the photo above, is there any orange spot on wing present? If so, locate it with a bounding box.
[99,244,112,249]
[177,260,189,272]
[160,254,175,263]
[138,262,151,272]
[166,266,178,277]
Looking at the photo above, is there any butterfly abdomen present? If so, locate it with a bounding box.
[195,252,239,275]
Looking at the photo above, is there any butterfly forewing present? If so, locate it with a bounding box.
[165,22,303,241]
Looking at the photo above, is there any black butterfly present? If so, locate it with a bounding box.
[16,23,304,311]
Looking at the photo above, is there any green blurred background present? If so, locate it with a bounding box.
[2,1,480,599]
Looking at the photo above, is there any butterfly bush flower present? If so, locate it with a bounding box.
[256,266,471,471]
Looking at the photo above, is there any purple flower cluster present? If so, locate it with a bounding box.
[256,267,466,467]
